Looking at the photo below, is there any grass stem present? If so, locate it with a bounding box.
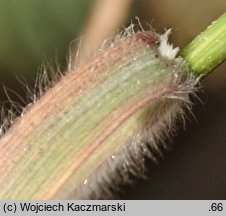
[181,12,226,76]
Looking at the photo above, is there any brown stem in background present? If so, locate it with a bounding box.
[77,0,132,62]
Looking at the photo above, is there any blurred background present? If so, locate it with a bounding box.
[0,0,225,199]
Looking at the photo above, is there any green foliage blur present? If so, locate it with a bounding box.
[0,0,92,94]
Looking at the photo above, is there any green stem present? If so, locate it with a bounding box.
[181,12,226,76]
